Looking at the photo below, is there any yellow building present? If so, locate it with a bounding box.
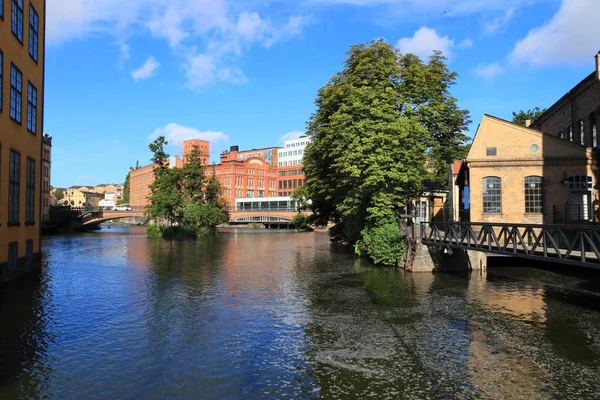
[0,0,46,284]
[62,188,102,209]
[42,132,51,222]
[459,114,596,224]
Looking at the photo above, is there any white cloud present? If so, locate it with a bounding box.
[149,123,230,150]
[509,0,600,67]
[279,131,305,142]
[483,7,516,35]
[472,62,505,80]
[458,37,473,49]
[131,57,160,81]
[397,27,454,59]
[47,0,307,89]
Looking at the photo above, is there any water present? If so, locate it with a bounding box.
[2,227,600,399]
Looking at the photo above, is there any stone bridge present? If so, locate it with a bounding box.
[228,210,296,223]
[82,211,146,226]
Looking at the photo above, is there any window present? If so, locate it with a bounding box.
[579,119,585,146]
[11,0,23,43]
[591,113,597,148]
[27,82,37,133]
[28,4,38,62]
[25,239,33,266]
[10,63,22,123]
[0,51,3,111]
[26,157,35,224]
[483,177,501,214]
[9,150,20,225]
[486,147,497,156]
[568,126,573,142]
[524,176,543,213]
[0,0,3,19]
[568,175,593,190]
[8,242,18,272]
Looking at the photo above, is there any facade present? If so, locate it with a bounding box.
[99,192,115,209]
[277,136,310,197]
[0,0,46,283]
[454,53,600,225]
[42,133,51,222]
[457,114,596,224]
[130,163,155,209]
[183,139,209,165]
[62,188,103,209]
[220,145,279,167]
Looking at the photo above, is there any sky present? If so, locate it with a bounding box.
[45,0,600,187]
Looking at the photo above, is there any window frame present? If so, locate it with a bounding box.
[11,0,24,44]
[28,3,38,62]
[591,113,597,148]
[9,63,23,124]
[524,176,543,214]
[0,50,3,112]
[8,149,20,226]
[0,0,4,20]
[579,119,585,146]
[25,157,35,225]
[27,81,37,134]
[568,125,573,142]
[8,242,18,272]
[482,176,502,214]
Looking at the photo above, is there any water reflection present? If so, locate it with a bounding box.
[1,228,600,399]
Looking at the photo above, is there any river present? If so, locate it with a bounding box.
[1,227,600,399]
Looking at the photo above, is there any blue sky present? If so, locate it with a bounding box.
[45,0,598,187]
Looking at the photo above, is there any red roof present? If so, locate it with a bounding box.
[451,160,463,175]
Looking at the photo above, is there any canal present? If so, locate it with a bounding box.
[1,227,600,399]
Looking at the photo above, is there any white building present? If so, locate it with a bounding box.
[99,192,116,209]
[277,136,311,167]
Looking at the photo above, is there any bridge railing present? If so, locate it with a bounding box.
[421,221,600,265]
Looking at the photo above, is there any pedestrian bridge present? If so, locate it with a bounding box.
[421,222,600,268]
[228,210,296,224]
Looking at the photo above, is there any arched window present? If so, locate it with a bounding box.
[483,177,501,214]
[580,119,585,145]
[568,126,573,141]
[524,176,543,214]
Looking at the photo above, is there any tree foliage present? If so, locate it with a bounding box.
[54,188,64,201]
[512,107,546,126]
[146,138,228,235]
[303,40,470,265]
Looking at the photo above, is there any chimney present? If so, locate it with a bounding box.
[596,51,600,81]
[525,119,532,128]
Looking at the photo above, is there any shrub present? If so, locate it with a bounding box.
[147,224,161,237]
[161,226,198,239]
[292,213,308,230]
[196,226,214,237]
[359,222,405,266]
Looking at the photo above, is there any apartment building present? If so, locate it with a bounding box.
[0,0,46,284]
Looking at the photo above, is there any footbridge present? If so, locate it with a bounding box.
[228,210,296,224]
[421,221,600,268]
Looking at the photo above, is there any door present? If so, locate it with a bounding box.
[415,200,428,224]
[568,191,590,222]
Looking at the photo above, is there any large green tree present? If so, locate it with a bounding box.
[512,107,546,126]
[398,51,471,183]
[303,40,469,265]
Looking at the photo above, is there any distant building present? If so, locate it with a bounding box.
[99,193,116,209]
[63,189,103,209]
[220,145,280,167]
[1,0,47,283]
[130,164,156,209]
[42,134,52,222]
[277,136,311,197]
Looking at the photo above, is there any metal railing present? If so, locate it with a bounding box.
[553,205,594,224]
[421,221,600,267]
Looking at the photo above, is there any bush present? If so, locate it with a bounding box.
[161,226,198,239]
[292,213,308,230]
[196,226,214,237]
[147,224,161,237]
[359,222,405,266]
